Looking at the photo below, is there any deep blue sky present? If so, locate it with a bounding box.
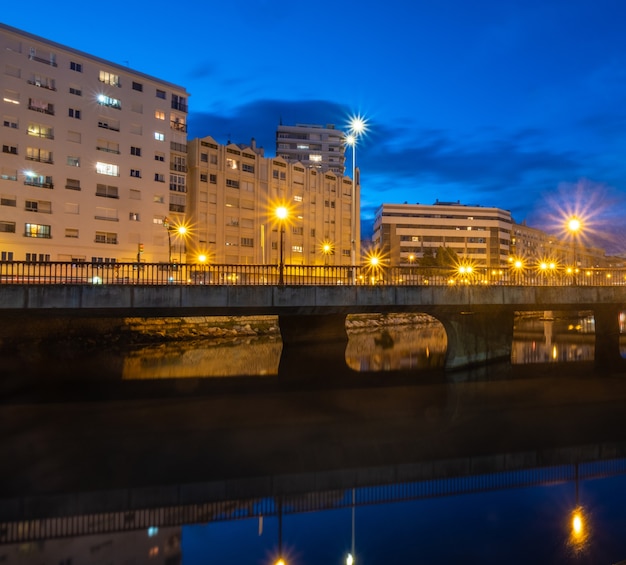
[5,1,626,251]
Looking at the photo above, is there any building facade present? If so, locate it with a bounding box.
[373,201,513,267]
[275,123,346,174]
[187,136,360,265]
[0,24,189,264]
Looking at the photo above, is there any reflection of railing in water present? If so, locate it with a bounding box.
[3,452,626,544]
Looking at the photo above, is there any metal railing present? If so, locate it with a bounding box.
[1,261,626,286]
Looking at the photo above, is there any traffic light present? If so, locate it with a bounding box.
[138,243,144,254]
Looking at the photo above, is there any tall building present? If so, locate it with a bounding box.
[275,123,346,174]
[373,201,513,267]
[0,24,189,264]
[187,135,360,265]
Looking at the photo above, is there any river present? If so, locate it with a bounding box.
[1,311,625,564]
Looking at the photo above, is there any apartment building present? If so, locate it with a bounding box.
[275,123,346,174]
[187,135,360,265]
[373,201,513,267]
[0,24,189,264]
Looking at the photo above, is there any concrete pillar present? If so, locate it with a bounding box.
[439,309,515,370]
[593,306,625,371]
[277,314,352,380]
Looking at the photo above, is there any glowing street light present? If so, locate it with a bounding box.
[276,206,288,284]
[176,225,188,263]
[346,114,369,284]
[322,241,333,265]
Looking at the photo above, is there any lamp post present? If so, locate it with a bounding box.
[177,225,187,263]
[276,206,288,285]
[567,216,581,284]
[163,217,172,263]
[346,115,367,285]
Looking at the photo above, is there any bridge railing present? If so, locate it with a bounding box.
[1,261,626,286]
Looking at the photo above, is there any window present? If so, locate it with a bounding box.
[97,139,119,154]
[1,195,16,206]
[25,223,51,238]
[226,158,238,170]
[0,221,16,233]
[99,71,120,86]
[1,251,14,261]
[241,237,254,247]
[97,94,121,109]
[292,245,303,253]
[28,122,54,139]
[96,184,119,198]
[132,81,143,91]
[64,202,79,214]
[294,195,303,202]
[129,189,141,200]
[29,73,55,90]
[154,132,164,141]
[200,153,208,163]
[3,90,20,105]
[200,174,208,182]
[170,115,186,132]
[130,146,141,156]
[171,94,187,111]
[25,252,50,262]
[67,130,81,143]
[69,61,82,72]
[155,110,165,120]
[130,169,141,178]
[95,231,118,244]
[242,163,254,173]
[2,144,18,155]
[156,89,166,99]
[67,156,80,167]
[68,108,81,119]
[69,86,82,96]
[28,98,54,115]
[226,179,239,189]
[155,152,165,162]
[130,101,143,113]
[65,178,81,190]
[95,206,118,221]
[154,173,165,182]
[209,174,217,184]
[24,173,53,188]
[65,228,79,238]
[129,212,140,221]
[96,162,119,176]
[1,168,17,181]
[98,118,120,131]
[26,147,53,163]
[3,116,18,129]
[169,174,185,192]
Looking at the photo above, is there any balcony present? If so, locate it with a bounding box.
[25,155,54,164]
[28,104,54,116]
[27,79,56,91]
[24,179,53,189]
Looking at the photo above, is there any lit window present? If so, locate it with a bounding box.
[96,162,119,176]
[155,110,165,120]
[154,132,164,141]
[97,94,121,109]
[226,158,238,170]
[293,195,303,202]
[99,70,120,87]
[310,154,322,163]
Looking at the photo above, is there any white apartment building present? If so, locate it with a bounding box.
[187,136,360,265]
[0,24,189,264]
[275,123,346,174]
[373,201,513,267]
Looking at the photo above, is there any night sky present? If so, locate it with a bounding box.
[4,1,626,251]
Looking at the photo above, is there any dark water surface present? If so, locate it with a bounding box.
[1,312,626,564]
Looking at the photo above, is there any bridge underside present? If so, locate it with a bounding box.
[278,306,626,373]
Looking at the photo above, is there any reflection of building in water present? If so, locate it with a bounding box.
[0,527,181,564]
[122,337,282,379]
[346,323,447,372]
[512,312,596,364]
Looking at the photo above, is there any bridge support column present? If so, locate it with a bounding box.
[278,314,351,380]
[440,309,514,370]
[593,306,625,371]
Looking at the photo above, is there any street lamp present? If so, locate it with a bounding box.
[177,225,187,263]
[322,241,333,265]
[346,114,368,284]
[276,206,288,284]
[567,216,582,283]
[163,217,172,263]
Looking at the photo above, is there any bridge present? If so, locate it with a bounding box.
[1,261,626,371]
